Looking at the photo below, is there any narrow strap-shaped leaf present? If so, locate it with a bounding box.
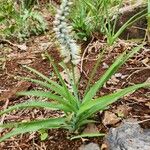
[60,62,81,107]
[70,133,105,140]
[78,83,150,121]
[20,77,67,97]
[23,66,65,94]
[46,53,79,110]
[83,45,142,104]
[17,90,76,112]
[0,118,65,142]
[113,9,147,43]
[76,119,97,129]
[0,100,67,116]
[85,49,104,93]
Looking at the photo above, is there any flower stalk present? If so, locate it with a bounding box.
[53,0,81,65]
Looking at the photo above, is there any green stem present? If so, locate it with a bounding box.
[84,48,105,95]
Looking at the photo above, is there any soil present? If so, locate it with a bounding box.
[0,2,150,150]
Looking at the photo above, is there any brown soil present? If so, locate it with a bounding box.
[0,2,150,150]
[0,35,149,150]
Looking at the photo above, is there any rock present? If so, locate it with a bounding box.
[102,111,121,126]
[106,120,150,150]
[83,124,99,134]
[79,143,100,150]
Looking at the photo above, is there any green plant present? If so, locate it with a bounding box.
[0,0,46,41]
[0,45,149,142]
[105,8,147,45]
[22,0,39,10]
[70,0,147,44]
[70,0,122,41]
[70,0,110,41]
[0,0,150,142]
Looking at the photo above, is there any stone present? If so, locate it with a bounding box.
[79,143,100,150]
[106,120,150,150]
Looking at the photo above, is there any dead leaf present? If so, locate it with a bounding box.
[114,105,132,118]
[18,59,32,65]
[39,42,51,51]
[16,43,27,51]
[0,39,27,51]
[102,111,121,126]
[115,73,128,79]
[146,77,150,83]
[142,57,149,67]
[83,124,99,134]
[101,143,109,150]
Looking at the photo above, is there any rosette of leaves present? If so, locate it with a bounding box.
[0,45,149,142]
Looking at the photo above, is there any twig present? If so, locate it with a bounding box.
[0,99,9,132]
[80,37,94,72]
[126,67,150,81]
[126,118,150,124]
[0,39,27,51]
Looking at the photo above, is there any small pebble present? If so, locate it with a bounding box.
[79,143,100,150]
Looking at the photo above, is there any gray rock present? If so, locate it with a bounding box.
[79,143,100,150]
[106,121,150,150]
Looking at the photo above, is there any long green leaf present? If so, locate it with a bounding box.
[77,83,150,121]
[23,66,66,95]
[45,53,79,110]
[85,49,104,93]
[70,133,105,140]
[0,118,65,142]
[0,100,66,116]
[17,90,76,112]
[20,77,67,97]
[59,62,80,106]
[112,9,147,44]
[83,45,142,104]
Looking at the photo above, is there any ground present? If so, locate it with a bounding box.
[0,1,150,150]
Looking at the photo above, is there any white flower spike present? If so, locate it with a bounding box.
[54,0,80,65]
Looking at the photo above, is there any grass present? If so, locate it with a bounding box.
[70,0,147,45]
[0,0,47,41]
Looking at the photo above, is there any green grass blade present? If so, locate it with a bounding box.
[70,133,105,140]
[17,90,76,112]
[83,45,142,104]
[76,119,97,128]
[0,100,67,116]
[112,9,147,44]
[82,0,97,14]
[78,83,150,120]
[0,118,65,142]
